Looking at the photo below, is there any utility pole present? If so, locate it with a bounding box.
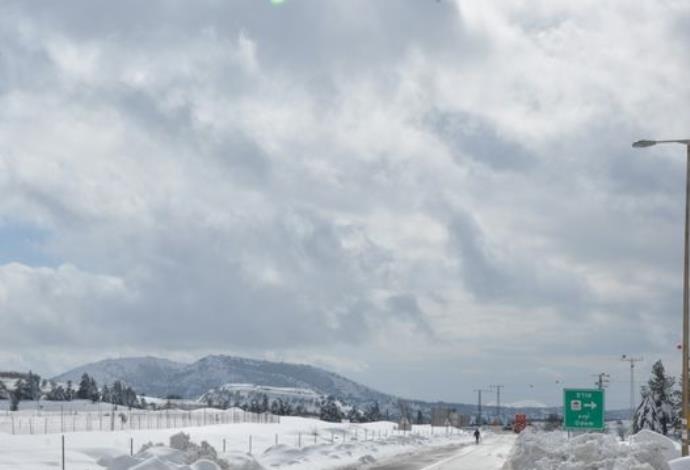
[489,385,504,423]
[593,372,610,390]
[474,389,490,426]
[621,355,643,422]
[633,139,690,456]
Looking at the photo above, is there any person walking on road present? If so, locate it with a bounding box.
[474,428,480,444]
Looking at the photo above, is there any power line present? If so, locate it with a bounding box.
[593,372,610,390]
[489,385,504,422]
[621,355,643,421]
[473,388,491,426]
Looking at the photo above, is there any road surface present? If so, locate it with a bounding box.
[368,433,515,470]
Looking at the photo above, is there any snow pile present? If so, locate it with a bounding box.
[502,429,672,470]
[100,432,230,470]
[670,457,690,470]
[631,430,680,462]
[258,430,463,469]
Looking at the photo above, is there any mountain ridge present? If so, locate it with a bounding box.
[53,354,391,404]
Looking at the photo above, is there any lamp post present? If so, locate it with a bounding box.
[633,138,690,456]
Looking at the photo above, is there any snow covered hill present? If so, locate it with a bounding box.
[53,355,391,405]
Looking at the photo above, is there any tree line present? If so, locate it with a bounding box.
[2,371,143,411]
[203,391,385,422]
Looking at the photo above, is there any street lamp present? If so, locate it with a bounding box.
[633,138,690,456]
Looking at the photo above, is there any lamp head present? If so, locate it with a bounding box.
[632,140,657,148]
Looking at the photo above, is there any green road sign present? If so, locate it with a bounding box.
[563,388,605,430]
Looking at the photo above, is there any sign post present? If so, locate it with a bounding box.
[563,388,605,431]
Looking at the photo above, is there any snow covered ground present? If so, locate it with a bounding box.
[0,416,474,470]
[0,405,277,435]
[5,407,685,470]
[503,428,680,470]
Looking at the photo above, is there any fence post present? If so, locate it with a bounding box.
[61,434,65,470]
[249,435,252,455]
[298,432,301,448]
[275,434,278,446]
[223,438,226,453]
[130,437,133,456]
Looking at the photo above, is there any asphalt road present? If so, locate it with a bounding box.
[366,433,516,470]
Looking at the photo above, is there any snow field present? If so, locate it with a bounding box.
[503,428,680,470]
[0,406,277,435]
[0,416,473,470]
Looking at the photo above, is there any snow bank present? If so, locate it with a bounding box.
[0,416,472,470]
[502,429,671,470]
[102,432,228,470]
[631,430,680,462]
[669,456,690,470]
[100,428,474,470]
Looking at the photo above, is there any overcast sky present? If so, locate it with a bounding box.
[1,0,690,409]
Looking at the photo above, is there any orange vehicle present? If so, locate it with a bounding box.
[513,413,528,433]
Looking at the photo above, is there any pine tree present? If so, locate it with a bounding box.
[112,381,124,405]
[270,399,280,415]
[364,402,381,422]
[248,398,260,413]
[9,390,20,411]
[319,396,343,423]
[633,360,677,435]
[14,378,28,400]
[46,383,67,401]
[26,371,41,401]
[634,394,662,433]
[78,373,91,400]
[124,386,137,408]
[280,400,293,416]
[88,377,99,402]
[416,410,424,425]
[347,406,361,423]
[646,360,675,435]
[66,380,74,401]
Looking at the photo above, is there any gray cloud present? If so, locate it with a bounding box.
[0,0,689,408]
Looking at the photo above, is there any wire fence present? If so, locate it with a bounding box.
[0,407,279,435]
[47,426,466,469]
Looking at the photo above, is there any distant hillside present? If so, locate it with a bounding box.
[53,356,186,396]
[53,355,390,404]
[53,355,629,421]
